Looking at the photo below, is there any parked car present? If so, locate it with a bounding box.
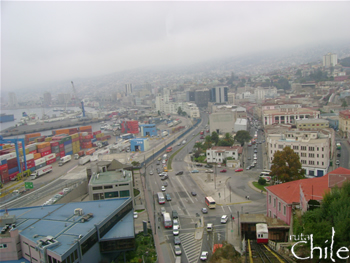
[235,168,243,172]
[191,169,199,173]
[163,182,168,187]
[133,212,138,219]
[174,245,182,255]
[166,193,171,201]
[196,163,203,167]
[200,251,209,261]
[248,157,251,160]
[172,210,178,218]
[200,136,204,139]
[204,164,213,168]
[191,191,197,196]
[201,208,208,214]
[246,166,251,170]
[161,186,166,191]
[174,236,181,245]
[175,171,184,175]
[205,169,214,173]
[220,169,227,173]
[221,215,229,224]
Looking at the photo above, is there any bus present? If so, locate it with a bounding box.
[205,196,216,209]
[157,192,165,204]
[166,147,173,152]
[259,172,271,182]
[163,212,172,228]
[336,143,341,150]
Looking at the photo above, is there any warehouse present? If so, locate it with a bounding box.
[139,124,157,137]
[130,138,150,152]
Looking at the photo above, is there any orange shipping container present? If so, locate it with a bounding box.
[79,125,92,131]
[25,133,41,139]
[55,129,70,135]
[86,148,95,155]
[37,142,50,149]
[34,153,42,160]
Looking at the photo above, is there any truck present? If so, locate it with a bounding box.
[78,156,91,165]
[74,150,85,160]
[30,165,53,180]
[58,155,72,166]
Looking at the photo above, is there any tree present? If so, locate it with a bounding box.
[223,133,234,145]
[177,107,183,115]
[233,130,251,146]
[211,131,219,145]
[131,161,140,167]
[341,99,348,108]
[258,177,266,185]
[270,146,305,183]
[203,135,212,149]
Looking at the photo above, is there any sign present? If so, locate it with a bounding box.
[24,182,33,189]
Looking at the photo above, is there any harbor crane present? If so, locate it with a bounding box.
[71,81,86,118]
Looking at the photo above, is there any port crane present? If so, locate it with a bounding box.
[71,81,86,117]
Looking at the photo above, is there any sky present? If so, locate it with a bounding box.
[2,1,350,92]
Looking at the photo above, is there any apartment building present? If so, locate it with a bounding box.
[206,146,243,164]
[267,130,330,177]
[339,109,350,138]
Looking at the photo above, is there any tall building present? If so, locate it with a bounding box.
[210,86,228,103]
[8,92,18,107]
[186,91,195,101]
[194,89,210,107]
[43,92,52,106]
[125,83,133,96]
[323,52,337,67]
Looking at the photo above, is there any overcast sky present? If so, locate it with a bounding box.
[2,1,350,91]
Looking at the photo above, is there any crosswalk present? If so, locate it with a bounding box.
[180,232,202,263]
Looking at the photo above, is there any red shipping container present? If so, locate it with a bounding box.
[29,150,37,154]
[93,130,102,135]
[50,141,59,147]
[59,144,64,149]
[7,159,18,169]
[0,163,8,171]
[23,161,35,170]
[1,169,10,184]
[41,150,52,157]
[38,146,51,153]
[60,151,65,157]
[72,137,79,142]
[46,158,56,165]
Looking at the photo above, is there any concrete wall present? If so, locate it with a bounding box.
[56,181,88,204]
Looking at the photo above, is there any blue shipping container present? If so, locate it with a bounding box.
[65,151,73,156]
[8,166,19,174]
[29,167,36,172]
[1,159,7,165]
[64,140,72,146]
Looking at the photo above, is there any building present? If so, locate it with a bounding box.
[227,92,236,104]
[0,198,135,263]
[254,86,278,101]
[125,83,133,96]
[265,167,350,226]
[8,92,18,107]
[339,109,350,138]
[210,86,228,103]
[262,107,320,126]
[88,167,133,200]
[206,146,243,164]
[186,91,195,102]
[130,138,150,152]
[43,92,52,106]
[194,89,210,108]
[323,52,338,68]
[295,119,329,130]
[266,130,330,177]
[139,124,157,137]
[234,118,248,132]
[209,111,235,134]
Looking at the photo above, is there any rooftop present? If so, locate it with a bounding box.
[90,170,132,185]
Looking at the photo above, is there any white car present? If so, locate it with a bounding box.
[173,225,179,235]
[205,169,214,173]
[173,219,180,228]
[221,215,229,224]
[161,186,166,192]
[174,245,182,255]
[149,171,153,175]
[182,140,186,145]
[133,212,138,219]
[200,251,209,261]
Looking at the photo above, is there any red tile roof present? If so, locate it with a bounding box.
[266,167,350,204]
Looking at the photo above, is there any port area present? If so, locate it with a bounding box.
[0,118,109,137]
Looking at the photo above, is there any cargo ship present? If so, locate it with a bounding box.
[0,114,15,123]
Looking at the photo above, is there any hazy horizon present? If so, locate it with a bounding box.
[2,1,350,93]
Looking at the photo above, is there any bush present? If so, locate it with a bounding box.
[258,178,266,185]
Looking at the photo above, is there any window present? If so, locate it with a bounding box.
[81,232,98,255]
[309,160,315,165]
[269,210,272,217]
[309,153,314,158]
[322,147,324,151]
[278,202,281,211]
[317,154,319,158]
[119,183,129,186]
[283,206,286,215]
[278,145,283,149]
[322,154,324,158]
[317,147,319,151]
[309,147,315,151]
[93,193,104,200]
[317,161,319,165]
[301,146,307,151]
[273,198,276,207]
[322,162,324,166]
[104,191,119,198]
[104,185,113,189]
[269,195,271,204]
[301,160,307,164]
[120,190,130,197]
[0,244,8,249]
[301,153,306,157]
[293,146,299,150]
[92,186,103,190]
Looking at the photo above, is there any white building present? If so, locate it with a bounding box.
[206,146,243,164]
[262,107,320,126]
[234,118,248,132]
[267,131,330,177]
[255,86,278,100]
[323,53,337,68]
[125,83,133,96]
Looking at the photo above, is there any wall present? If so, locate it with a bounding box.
[56,181,88,204]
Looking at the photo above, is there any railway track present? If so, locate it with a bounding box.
[247,240,293,263]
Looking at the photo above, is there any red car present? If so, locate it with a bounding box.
[235,168,243,172]
[220,169,227,173]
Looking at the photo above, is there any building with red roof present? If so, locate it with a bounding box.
[265,167,350,225]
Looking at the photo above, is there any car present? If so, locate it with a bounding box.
[63,188,70,194]
[163,182,168,187]
[337,153,341,157]
[162,160,166,164]
[246,166,251,170]
[262,140,265,143]
[201,208,208,214]
[336,160,340,165]
[166,193,171,201]
[200,251,209,261]
[248,157,251,160]
[159,172,167,177]
[161,186,166,192]
[173,218,180,228]
[217,164,221,168]
[174,236,181,245]
[182,140,186,145]
[177,142,181,146]
[205,169,214,173]
[149,171,154,175]
[158,157,161,161]
[189,151,192,154]
[173,225,180,236]
[161,207,166,215]
[156,161,160,165]
[53,194,63,199]
[254,150,258,153]
[204,164,213,168]
[161,175,168,180]
[175,171,184,175]
[191,191,197,196]
[191,169,199,173]
[172,210,178,218]
[174,245,182,255]
[133,212,138,219]
[250,162,255,167]
[220,169,227,173]
[196,163,203,167]
[200,136,204,139]
[235,168,243,172]
[221,215,229,224]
